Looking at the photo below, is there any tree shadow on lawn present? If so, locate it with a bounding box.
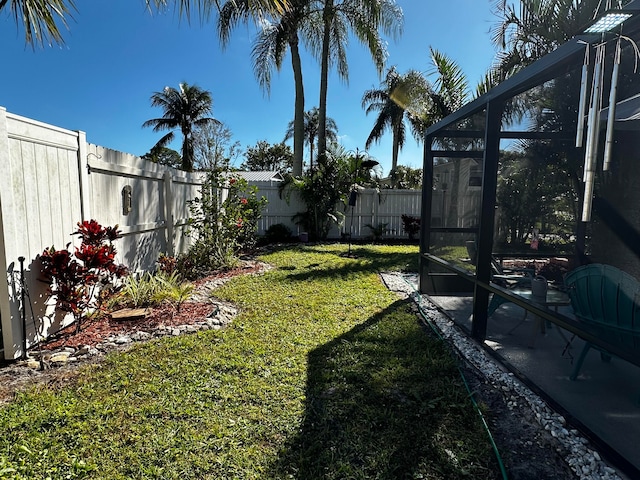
[277,246,419,282]
[269,299,497,479]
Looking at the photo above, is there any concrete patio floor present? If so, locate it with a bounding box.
[426,294,640,479]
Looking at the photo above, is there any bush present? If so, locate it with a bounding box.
[365,223,389,242]
[183,171,268,278]
[264,223,293,244]
[401,214,421,240]
[111,271,194,313]
[40,220,128,333]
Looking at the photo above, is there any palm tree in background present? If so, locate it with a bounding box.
[362,66,428,179]
[315,0,403,166]
[284,107,338,172]
[407,48,470,143]
[142,82,220,172]
[218,0,316,176]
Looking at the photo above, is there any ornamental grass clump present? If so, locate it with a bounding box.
[40,220,128,333]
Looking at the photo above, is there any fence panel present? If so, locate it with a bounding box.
[253,186,422,239]
[0,110,207,359]
[0,110,84,359]
[86,144,203,273]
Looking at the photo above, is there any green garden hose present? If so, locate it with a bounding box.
[401,276,509,480]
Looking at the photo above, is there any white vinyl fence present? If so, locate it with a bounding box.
[0,107,422,360]
[0,108,203,360]
[253,185,422,239]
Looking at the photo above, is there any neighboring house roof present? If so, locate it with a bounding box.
[235,171,284,182]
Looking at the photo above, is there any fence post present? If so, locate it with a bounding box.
[163,171,175,257]
[76,131,91,221]
[371,189,378,230]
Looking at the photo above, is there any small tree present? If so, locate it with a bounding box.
[192,122,241,171]
[40,220,128,333]
[242,140,294,174]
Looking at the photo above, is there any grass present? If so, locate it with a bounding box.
[0,244,497,479]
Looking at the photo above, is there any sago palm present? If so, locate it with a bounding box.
[315,0,403,165]
[142,82,220,172]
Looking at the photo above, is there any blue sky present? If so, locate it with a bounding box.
[1,0,499,176]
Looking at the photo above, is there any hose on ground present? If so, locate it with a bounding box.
[399,275,509,480]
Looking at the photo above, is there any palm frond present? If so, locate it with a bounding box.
[4,0,76,46]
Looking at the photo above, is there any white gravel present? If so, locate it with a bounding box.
[380,271,624,480]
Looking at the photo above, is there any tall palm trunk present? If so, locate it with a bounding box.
[317,0,333,166]
[391,122,401,173]
[390,122,400,187]
[290,34,305,176]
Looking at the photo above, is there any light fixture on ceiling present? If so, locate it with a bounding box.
[584,11,633,33]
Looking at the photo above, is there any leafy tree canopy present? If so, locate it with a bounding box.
[142,145,182,169]
[389,165,422,190]
[242,140,293,174]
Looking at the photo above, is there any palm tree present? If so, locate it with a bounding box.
[147,0,292,19]
[407,48,471,145]
[284,107,338,172]
[218,0,315,177]
[1,0,76,46]
[315,0,403,165]
[142,82,220,172]
[491,0,609,80]
[3,1,292,46]
[362,66,428,179]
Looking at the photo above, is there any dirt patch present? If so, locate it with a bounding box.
[460,362,576,479]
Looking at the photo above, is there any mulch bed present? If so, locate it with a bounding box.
[31,261,267,352]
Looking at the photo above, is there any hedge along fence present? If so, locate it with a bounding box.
[0,107,203,360]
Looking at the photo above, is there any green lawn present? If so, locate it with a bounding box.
[0,244,498,479]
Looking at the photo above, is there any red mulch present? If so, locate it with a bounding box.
[35,261,266,352]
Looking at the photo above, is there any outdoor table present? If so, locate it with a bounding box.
[495,288,571,347]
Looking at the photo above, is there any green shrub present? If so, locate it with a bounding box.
[264,223,293,244]
[365,222,389,242]
[112,272,193,311]
[184,171,267,277]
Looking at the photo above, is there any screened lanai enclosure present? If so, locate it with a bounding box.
[419,1,640,475]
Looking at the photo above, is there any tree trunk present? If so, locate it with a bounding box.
[290,35,305,177]
[391,124,400,188]
[317,0,333,166]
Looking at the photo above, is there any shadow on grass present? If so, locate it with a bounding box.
[277,245,419,283]
[269,298,496,479]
